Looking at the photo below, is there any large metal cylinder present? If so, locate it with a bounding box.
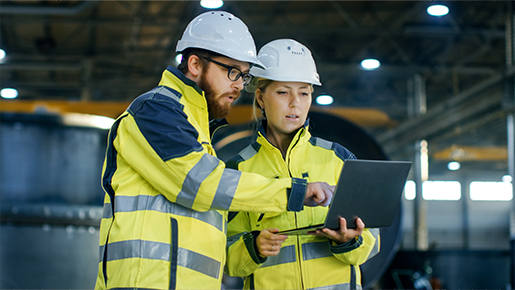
[0,113,107,289]
[213,111,403,289]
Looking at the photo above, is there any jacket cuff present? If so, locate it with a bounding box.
[330,236,363,254]
[287,178,307,212]
[243,231,267,264]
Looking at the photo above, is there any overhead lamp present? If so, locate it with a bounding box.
[0,49,5,60]
[447,161,460,171]
[63,113,115,130]
[427,4,449,17]
[316,95,333,105]
[361,58,380,70]
[200,0,223,9]
[1,88,18,99]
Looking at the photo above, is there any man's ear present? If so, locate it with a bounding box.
[187,55,203,78]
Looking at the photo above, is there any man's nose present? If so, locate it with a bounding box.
[232,77,245,91]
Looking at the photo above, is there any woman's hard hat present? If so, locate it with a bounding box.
[250,39,321,86]
[176,11,264,69]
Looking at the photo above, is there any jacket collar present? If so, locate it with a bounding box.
[256,118,311,149]
[159,66,207,111]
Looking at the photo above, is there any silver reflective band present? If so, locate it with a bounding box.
[212,169,241,210]
[367,228,380,260]
[177,247,221,279]
[149,86,181,103]
[113,195,224,232]
[99,244,105,263]
[102,202,113,219]
[302,241,332,261]
[106,240,170,262]
[315,137,333,150]
[227,232,246,248]
[102,241,221,279]
[176,153,220,208]
[307,283,360,290]
[261,244,296,268]
[239,144,259,161]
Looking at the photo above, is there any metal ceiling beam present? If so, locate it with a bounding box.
[0,60,498,78]
[0,62,82,71]
[0,16,505,38]
[0,1,96,15]
[377,66,515,154]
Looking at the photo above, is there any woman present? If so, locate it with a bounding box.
[225,39,380,290]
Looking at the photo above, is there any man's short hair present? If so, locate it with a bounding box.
[177,48,224,74]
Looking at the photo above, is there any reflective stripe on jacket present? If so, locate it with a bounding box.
[225,123,380,290]
[95,66,307,289]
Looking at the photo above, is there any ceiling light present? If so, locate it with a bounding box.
[447,161,460,171]
[316,95,333,105]
[0,49,5,60]
[427,4,449,17]
[200,0,223,9]
[361,58,380,70]
[1,88,18,99]
[62,113,115,130]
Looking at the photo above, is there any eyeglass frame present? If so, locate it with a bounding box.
[202,56,253,86]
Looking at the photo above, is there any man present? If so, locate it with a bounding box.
[95,11,334,289]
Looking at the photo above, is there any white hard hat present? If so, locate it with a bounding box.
[176,11,264,69]
[250,39,321,86]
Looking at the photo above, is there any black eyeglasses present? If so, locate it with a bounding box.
[202,57,253,86]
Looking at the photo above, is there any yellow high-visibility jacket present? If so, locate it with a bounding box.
[225,123,380,290]
[95,66,308,290]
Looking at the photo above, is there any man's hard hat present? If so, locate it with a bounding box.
[176,11,264,69]
[250,39,321,86]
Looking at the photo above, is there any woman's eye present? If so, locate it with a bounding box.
[277,91,287,95]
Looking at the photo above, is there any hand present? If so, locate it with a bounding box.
[304,182,334,207]
[310,217,365,244]
[255,228,288,257]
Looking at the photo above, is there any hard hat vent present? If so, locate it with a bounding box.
[287,46,305,56]
[175,11,264,68]
[249,39,321,86]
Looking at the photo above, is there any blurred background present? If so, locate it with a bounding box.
[0,1,513,289]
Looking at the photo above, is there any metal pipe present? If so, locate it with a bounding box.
[411,74,428,251]
[505,1,515,287]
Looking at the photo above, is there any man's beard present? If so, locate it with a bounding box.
[198,73,238,120]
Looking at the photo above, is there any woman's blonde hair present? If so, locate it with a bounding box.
[252,78,274,121]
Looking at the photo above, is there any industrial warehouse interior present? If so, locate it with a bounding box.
[0,1,513,289]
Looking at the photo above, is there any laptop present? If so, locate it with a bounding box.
[278,159,412,235]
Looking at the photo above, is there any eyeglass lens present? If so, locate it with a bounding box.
[203,57,252,85]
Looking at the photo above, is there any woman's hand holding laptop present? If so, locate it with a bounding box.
[309,217,365,244]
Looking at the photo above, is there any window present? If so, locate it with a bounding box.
[423,181,461,200]
[404,180,461,200]
[470,181,513,201]
[404,180,416,200]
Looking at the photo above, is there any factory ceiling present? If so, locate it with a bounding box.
[0,0,513,178]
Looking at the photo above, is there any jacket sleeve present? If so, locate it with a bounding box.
[330,228,380,265]
[225,212,266,277]
[109,92,306,212]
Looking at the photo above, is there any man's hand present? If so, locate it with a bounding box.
[311,217,365,244]
[304,182,334,207]
[256,228,288,257]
